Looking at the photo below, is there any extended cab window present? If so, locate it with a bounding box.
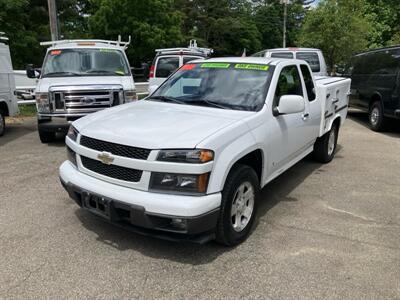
[275,65,303,105]
[156,57,179,78]
[296,52,320,72]
[271,52,293,59]
[300,64,316,101]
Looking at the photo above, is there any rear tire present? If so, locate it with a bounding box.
[0,112,5,137]
[39,129,56,143]
[369,101,386,132]
[313,123,338,163]
[215,164,260,246]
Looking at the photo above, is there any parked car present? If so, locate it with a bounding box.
[349,45,400,131]
[251,48,328,76]
[60,57,350,245]
[27,36,137,143]
[148,40,213,93]
[0,34,19,136]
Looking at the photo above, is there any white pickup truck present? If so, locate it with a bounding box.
[60,57,350,245]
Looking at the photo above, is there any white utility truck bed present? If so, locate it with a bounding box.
[60,57,351,246]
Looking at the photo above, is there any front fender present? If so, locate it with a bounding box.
[198,120,263,193]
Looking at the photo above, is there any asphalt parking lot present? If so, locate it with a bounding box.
[0,111,399,299]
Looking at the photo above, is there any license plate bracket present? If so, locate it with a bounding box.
[81,191,112,219]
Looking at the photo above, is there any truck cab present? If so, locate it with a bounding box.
[251,48,328,77]
[0,34,19,136]
[27,37,137,143]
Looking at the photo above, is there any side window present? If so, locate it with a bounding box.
[183,56,202,64]
[271,52,294,59]
[296,52,320,72]
[300,64,316,101]
[155,57,179,78]
[275,65,303,105]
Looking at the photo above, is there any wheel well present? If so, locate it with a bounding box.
[369,94,382,109]
[333,116,341,130]
[232,150,263,183]
[0,101,9,116]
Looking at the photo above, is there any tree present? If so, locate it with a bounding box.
[298,0,371,72]
[174,0,262,56]
[88,0,185,64]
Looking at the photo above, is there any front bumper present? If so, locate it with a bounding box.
[37,114,83,133]
[59,161,221,243]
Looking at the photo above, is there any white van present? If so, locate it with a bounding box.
[0,34,19,136]
[251,48,328,76]
[148,40,213,93]
[27,37,137,143]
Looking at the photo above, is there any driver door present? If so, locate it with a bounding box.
[268,64,311,174]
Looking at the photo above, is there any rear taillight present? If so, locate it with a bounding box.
[149,65,155,78]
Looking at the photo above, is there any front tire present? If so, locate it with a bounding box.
[215,164,260,246]
[313,123,338,163]
[0,113,5,137]
[369,101,386,132]
[38,129,56,143]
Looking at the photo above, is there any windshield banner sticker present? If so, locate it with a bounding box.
[234,64,269,71]
[201,63,231,69]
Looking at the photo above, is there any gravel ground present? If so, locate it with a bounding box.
[0,110,399,299]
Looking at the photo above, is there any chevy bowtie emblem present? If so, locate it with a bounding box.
[97,152,114,165]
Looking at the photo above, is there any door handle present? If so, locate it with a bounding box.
[302,113,310,121]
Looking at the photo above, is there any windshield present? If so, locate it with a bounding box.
[150,62,272,111]
[42,48,130,77]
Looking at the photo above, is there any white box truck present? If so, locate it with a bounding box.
[0,34,19,136]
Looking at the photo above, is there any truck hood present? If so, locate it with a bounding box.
[73,100,251,149]
[36,76,134,91]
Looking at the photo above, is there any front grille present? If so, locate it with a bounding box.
[81,156,142,182]
[80,135,151,160]
[50,89,122,112]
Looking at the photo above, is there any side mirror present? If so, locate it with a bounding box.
[274,95,305,116]
[148,85,159,95]
[26,64,40,78]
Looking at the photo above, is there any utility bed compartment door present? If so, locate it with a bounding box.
[316,77,351,136]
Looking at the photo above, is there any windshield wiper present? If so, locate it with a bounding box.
[179,98,230,110]
[148,95,186,105]
[43,71,81,77]
[85,70,124,76]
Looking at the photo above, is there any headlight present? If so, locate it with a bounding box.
[67,125,78,142]
[35,93,50,113]
[66,146,77,166]
[150,172,209,194]
[124,90,137,102]
[157,149,214,163]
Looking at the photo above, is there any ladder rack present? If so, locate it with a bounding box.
[155,40,213,56]
[40,35,131,49]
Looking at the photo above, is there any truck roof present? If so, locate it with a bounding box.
[191,57,305,66]
[266,48,322,52]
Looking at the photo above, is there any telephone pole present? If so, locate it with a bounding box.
[47,0,59,41]
[282,0,289,48]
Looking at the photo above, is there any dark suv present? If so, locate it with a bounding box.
[349,46,400,131]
